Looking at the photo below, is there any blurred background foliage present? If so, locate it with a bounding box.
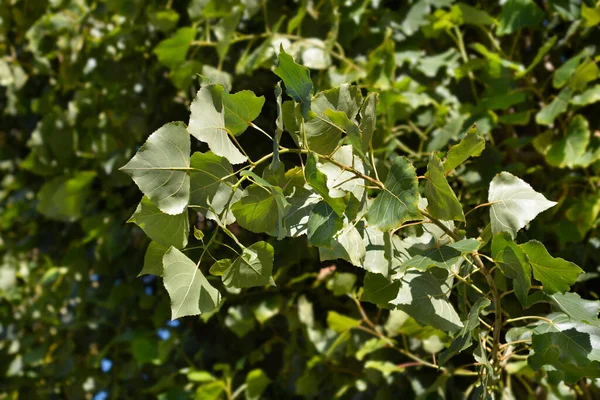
[1,0,600,398]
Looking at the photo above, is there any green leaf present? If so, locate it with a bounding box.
[251,296,282,325]
[497,0,544,36]
[356,338,388,361]
[488,172,557,239]
[391,269,464,333]
[547,293,600,325]
[209,259,230,277]
[307,202,343,247]
[162,247,221,319]
[245,369,271,400]
[367,156,421,231]
[570,59,600,91]
[361,272,400,307]
[571,84,600,106]
[364,361,405,377]
[519,36,557,77]
[454,3,495,25]
[545,115,590,168]
[326,272,357,296]
[189,151,241,225]
[491,232,531,307]
[438,297,491,365]
[304,152,346,216]
[520,241,583,294]
[553,52,586,89]
[188,85,247,164]
[318,146,365,201]
[196,382,226,400]
[359,93,378,150]
[528,314,600,384]
[443,125,485,171]
[214,7,242,60]
[225,305,256,338]
[425,154,464,221]
[324,109,366,161]
[582,4,600,27]
[222,90,265,136]
[37,171,96,222]
[222,241,274,288]
[319,223,366,267]
[426,113,467,152]
[273,47,312,120]
[363,227,408,277]
[153,27,195,67]
[128,196,189,249]
[536,87,573,126]
[231,183,290,238]
[327,311,361,333]
[120,122,190,215]
[403,239,480,272]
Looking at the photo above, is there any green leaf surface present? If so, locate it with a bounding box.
[359,92,378,150]
[189,152,241,225]
[162,247,221,319]
[443,126,485,171]
[225,305,256,338]
[319,223,366,267]
[361,272,400,307]
[324,108,366,160]
[547,293,600,325]
[188,85,247,164]
[128,196,189,249]
[571,84,600,106]
[304,152,346,216]
[425,154,464,221]
[553,52,586,89]
[545,115,590,168]
[307,202,343,247]
[245,369,271,400]
[222,90,265,136]
[139,242,168,277]
[367,156,421,231]
[120,122,190,215]
[520,241,583,294]
[153,27,195,67]
[37,171,96,222]
[497,0,544,36]
[231,180,290,239]
[327,311,361,333]
[273,47,312,119]
[488,172,556,239]
[362,227,408,277]
[491,232,531,306]
[438,297,491,365]
[209,259,230,277]
[222,241,274,288]
[529,314,600,384]
[403,238,480,272]
[391,268,464,333]
[326,272,357,296]
[536,87,573,126]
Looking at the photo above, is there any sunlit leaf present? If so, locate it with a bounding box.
[367,156,421,231]
[128,196,189,249]
[403,238,480,272]
[488,172,556,239]
[273,47,312,119]
[188,85,247,164]
[37,171,96,222]
[425,154,464,221]
[120,122,190,215]
[492,232,531,306]
[222,241,274,288]
[163,247,221,319]
[520,241,583,294]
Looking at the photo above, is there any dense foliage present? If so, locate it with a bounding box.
[2,0,600,399]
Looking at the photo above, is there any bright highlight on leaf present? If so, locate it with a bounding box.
[120,122,190,215]
[488,172,556,239]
